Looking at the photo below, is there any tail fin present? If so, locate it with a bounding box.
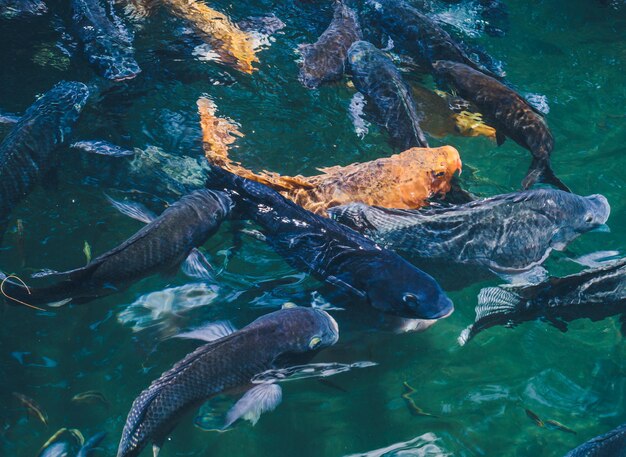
[522,158,571,192]
[458,287,522,345]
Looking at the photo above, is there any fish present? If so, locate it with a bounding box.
[563,423,626,456]
[546,419,577,435]
[71,0,141,81]
[328,189,610,274]
[116,306,340,457]
[0,81,89,234]
[525,408,544,427]
[38,428,85,456]
[459,258,626,345]
[39,441,71,457]
[12,392,48,426]
[206,164,454,320]
[76,431,106,457]
[363,0,498,76]
[0,189,232,307]
[71,391,109,407]
[159,0,258,73]
[82,241,92,264]
[198,97,462,215]
[298,0,362,88]
[402,382,436,417]
[0,0,47,18]
[348,40,429,150]
[432,60,570,191]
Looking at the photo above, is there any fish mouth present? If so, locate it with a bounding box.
[424,297,455,320]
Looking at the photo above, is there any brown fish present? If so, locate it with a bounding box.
[198,98,462,216]
[433,60,570,192]
[13,392,48,426]
[525,408,544,427]
[160,0,258,73]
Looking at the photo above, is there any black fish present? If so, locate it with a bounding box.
[329,189,610,273]
[206,165,453,320]
[459,258,626,344]
[0,0,47,18]
[117,306,340,457]
[0,189,232,307]
[298,0,362,88]
[363,0,498,76]
[0,81,89,231]
[348,40,429,150]
[563,423,626,457]
[432,60,570,191]
[72,0,141,81]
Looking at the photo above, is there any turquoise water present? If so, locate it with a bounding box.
[0,0,625,455]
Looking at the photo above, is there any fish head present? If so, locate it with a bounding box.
[365,257,454,320]
[347,40,380,74]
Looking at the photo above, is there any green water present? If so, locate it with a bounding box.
[1,0,625,455]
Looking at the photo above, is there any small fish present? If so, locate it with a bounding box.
[564,423,626,456]
[401,382,436,417]
[38,428,84,456]
[71,391,109,407]
[82,241,91,264]
[525,408,544,427]
[545,419,577,435]
[38,441,70,457]
[13,392,48,426]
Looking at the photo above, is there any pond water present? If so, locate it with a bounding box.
[0,0,625,456]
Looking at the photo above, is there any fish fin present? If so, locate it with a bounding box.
[223,383,282,429]
[569,250,620,268]
[495,130,506,146]
[240,228,267,242]
[105,194,156,224]
[174,321,236,342]
[46,298,72,308]
[498,266,548,285]
[476,287,521,320]
[69,140,135,157]
[181,248,214,280]
[326,275,366,298]
[522,158,571,192]
[0,113,20,124]
[152,443,160,457]
[30,268,62,279]
[544,316,569,332]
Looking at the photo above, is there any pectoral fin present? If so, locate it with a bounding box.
[105,195,156,224]
[181,248,214,280]
[174,320,236,342]
[326,275,366,298]
[495,130,506,146]
[223,383,282,429]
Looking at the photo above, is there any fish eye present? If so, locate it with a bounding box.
[309,337,322,350]
[433,171,445,178]
[402,293,420,306]
[585,214,594,223]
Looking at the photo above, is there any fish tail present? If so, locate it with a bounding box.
[522,158,571,192]
[458,287,522,346]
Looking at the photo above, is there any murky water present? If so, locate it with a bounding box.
[0,0,625,456]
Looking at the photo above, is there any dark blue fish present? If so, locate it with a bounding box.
[76,432,106,457]
[117,306,340,457]
[564,423,626,457]
[348,40,429,150]
[0,0,47,18]
[460,258,626,344]
[1,189,231,307]
[206,165,453,320]
[0,81,89,230]
[72,0,141,81]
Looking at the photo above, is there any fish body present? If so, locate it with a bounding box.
[117,307,339,457]
[39,441,70,457]
[76,432,106,457]
[71,0,141,81]
[0,81,89,227]
[298,1,362,88]
[329,189,610,273]
[432,60,568,191]
[1,189,232,306]
[0,0,47,18]
[460,258,626,344]
[348,40,429,150]
[364,0,494,75]
[564,423,626,457]
[207,165,453,319]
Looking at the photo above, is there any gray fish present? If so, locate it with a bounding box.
[0,189,232,307]
[116,306,339,457]
[432,60,569,191]
[0,0,47,18]
[564,423,626,457]
[298,1,362,88]
[39,441,70,457]
[348,40,429,150]
[329,189,610,273]
[207,165,453,320]
[76,432,106,457]
[0,81,89,231]
[459,258,626,345]
[72,0,141,81]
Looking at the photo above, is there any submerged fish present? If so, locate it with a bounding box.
[329,189,610,273]
[117,306,339,457]
[198,97,461,215]
[39,441,71,457]
[0,81,89,233]
[364,0,497,76]
[72,0,140,81]
[76,431,106,457]
[433,60,569,191]
[0,189,231,307]
[160,0,258,73]
[298,0,362,88]
[207,165,454,319]
[13,392,48,426]
[564,423,626,456]
[71,391,109,407]
[348,40,429,150]
[459,258,626,345]
[0,0,47,18]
